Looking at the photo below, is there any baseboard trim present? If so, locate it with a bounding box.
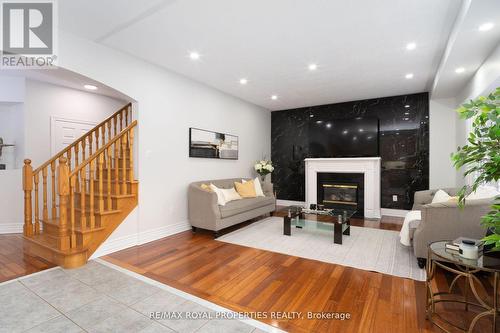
[91,221,191,259]
[138,221,191,244]
[276,199,305,207]
[0,223,23,234]
[381,208,409,217]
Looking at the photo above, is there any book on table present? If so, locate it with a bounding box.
[445,237,483,252]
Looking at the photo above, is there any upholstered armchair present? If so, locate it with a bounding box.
[412,188,492,267]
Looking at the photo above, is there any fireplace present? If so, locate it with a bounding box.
[322,184,358,206]
[317,172,364,217]
[305,158,381,218]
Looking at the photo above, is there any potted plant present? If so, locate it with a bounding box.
[451,87,500,254]
[254,160,274,183]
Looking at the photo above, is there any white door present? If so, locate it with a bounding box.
[51,117,97,155]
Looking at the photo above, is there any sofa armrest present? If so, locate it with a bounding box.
[262,182,274,197]
[188,184,221,229]
[412,199,492,258]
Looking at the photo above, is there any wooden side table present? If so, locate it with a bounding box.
[426,241,500,332]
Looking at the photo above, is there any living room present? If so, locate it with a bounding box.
[1,0,500,332]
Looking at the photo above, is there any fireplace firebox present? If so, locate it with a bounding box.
[322,184,358,206]
[317,172,364,217]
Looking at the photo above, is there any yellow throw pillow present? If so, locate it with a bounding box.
[200,183,212,192]
[234,180,257,198]
[448,196,459,203]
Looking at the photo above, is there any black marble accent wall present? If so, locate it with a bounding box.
[271,92,429,210]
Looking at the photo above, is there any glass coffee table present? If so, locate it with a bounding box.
[281,206,356,245]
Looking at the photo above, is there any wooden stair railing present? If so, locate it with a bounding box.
[65,121,137,248]
[22,103,137,268]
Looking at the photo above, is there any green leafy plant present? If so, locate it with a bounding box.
[451,87,500,250]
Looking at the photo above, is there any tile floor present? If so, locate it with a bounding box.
[0,260,279,333]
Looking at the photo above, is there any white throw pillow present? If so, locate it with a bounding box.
[466,186,500,200]
[210,184,227,206]
[242,177,265,197]
[431,189,451,204]
[220,187,242,203]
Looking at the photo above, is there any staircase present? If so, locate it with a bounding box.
[22,103,138,268]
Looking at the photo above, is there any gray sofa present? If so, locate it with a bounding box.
[412,187,493,267]
[188,178,275,237]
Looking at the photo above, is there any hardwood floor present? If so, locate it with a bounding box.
[104,215,495,333]
[0,234,55,283]
[1,215,494,332]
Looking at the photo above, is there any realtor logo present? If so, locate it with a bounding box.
[1,0,57,68]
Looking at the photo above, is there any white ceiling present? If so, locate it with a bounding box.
[58,0,498,110]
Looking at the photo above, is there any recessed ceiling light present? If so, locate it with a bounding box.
[84,84,98,90]
[455,67,465,74]
[326,123,332,129]
[404,104,410,108]
[308,63,318,71]
[271,95,278,100]
[359,128,364,132]
[309,114,314,118]
[189,51,200,60]
[479,22,494,32]
[316,120,323,124]
[404,112,410,115]
[405,73,414,79]
[406,42,416,50]
[239,78,248,85]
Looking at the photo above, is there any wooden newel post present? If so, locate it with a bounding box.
[57,157,70,250]
[23,159,34,237]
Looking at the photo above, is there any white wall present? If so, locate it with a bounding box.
[429,45,500,190]
[0,103,24,169]
[0,77,25,233]
[56,32,271,255]
[0,169,23,233]
[455,44,500,187]
[458,44,500,104]
[0,76,25,102]
[24,80,126,166]
[429,98,460,189]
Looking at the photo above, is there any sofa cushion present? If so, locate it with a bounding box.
[431,189,451,204]
[219,196,274,218]
[234,180,257,198]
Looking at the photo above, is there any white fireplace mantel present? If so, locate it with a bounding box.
[305,157,381,218]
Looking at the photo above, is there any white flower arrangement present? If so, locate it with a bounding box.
[254,160,274,177]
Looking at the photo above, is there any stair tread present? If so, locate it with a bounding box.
[74,208,122,216]
[25,234,87,255]
[87,179,138,184]
[72,225,106,234]
[76,192,136,199]
[102,167,131,170]
[40,217,107,231]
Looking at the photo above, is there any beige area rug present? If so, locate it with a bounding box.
[218,217,426,281]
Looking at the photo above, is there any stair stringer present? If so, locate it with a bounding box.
[86,195,138,258]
